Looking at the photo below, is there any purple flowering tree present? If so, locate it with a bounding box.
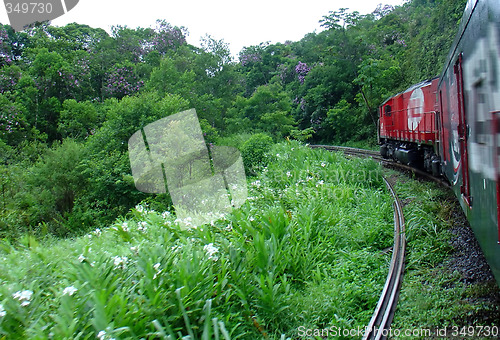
[295,61,311,84]
[0,27,13,66]
[153,20,188,55]
[0,66,22,94]
[238,43,268,66]
[69,52,95,100]
[103,64,144,99]
[239,52,262,66]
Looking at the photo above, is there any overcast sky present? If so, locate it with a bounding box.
[1,0,406,57]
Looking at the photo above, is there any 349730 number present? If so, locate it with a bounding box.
[450,325,499,337]
[5,2,53,14]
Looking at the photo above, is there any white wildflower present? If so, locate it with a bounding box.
[13,290,33,306]
[78,254,86,263]
[130,246,138,255]
[121,222,129,232]
[153,262,162,279]
[321,162,326,167]
[251,180,261,187]
[316,180,324,187]
[135,204,144,213]
[276,153,280,157]
[97,330,115,340]
[249,216,255,222]
[137,221,147,232]
[181,217,194,228]
[62,286,77,296]
[0,304,6,317]
[161,211,170,219]
[93,228,101,236]
[286,171,292,178]
[203,243,219,261]
[113,256,128,270]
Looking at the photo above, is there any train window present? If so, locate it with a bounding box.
[384,105,392,116]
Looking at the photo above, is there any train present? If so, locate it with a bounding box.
[378,0,500,286]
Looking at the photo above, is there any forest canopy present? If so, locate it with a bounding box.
[0,0,467,238]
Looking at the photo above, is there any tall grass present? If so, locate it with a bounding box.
[0,141,393,339]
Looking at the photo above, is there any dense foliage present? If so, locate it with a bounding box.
[0,142,394,339]
[1,1,488,338]
[0,0,466,238]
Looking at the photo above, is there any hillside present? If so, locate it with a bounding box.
[0,0,467,237]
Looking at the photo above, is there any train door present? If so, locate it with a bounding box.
[454,54,472,206]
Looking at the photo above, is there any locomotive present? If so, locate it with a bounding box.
[379,0,500,285]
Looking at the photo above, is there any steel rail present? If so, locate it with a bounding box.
[309,144,380,157]
[309,145,450,188]
[309,145,408,339]
[362,177,406,340]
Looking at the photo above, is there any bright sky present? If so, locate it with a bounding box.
[1,0,406,57]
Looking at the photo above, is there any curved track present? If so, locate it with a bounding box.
[309,145,412,340]
[363,177,406,340]
[310,145,450,188]
[311,144,453,338]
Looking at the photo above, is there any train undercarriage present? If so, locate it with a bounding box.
[380,140,441,177]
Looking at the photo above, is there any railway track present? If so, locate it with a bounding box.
[308,145,423,339]
[363,177,406,340]
[309,144,381,159]
[310,145,450,188]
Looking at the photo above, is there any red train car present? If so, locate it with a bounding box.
[378,0,500,286]
[379,77,440,175]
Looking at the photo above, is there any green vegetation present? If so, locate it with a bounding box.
[0,0,466,238]
[390,172,500,333]
[0,0,487,338]
[0,142,394,338]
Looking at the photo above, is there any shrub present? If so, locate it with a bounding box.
[240,133,274,172]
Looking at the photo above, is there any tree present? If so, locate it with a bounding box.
[320,8,362,30]
[0,26,13,66]
[152,20,188,55]
[0,94,28,145]
[57,99,102,140]
[81,92,190,221]
[102,62,144,99]
[225,83,295,138]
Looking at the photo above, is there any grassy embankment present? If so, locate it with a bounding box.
[0,141,395,339]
